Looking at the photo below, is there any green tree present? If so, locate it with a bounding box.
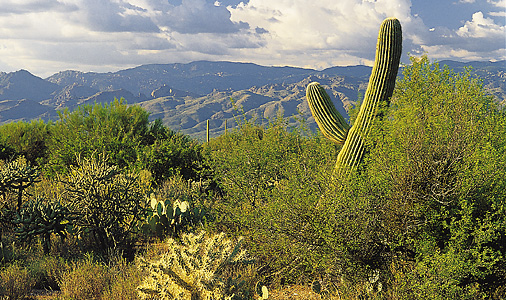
[46,98,151,174]
[140,130,203,185]
[0,119,51,165]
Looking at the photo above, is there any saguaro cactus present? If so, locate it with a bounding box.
[306,17,402,178]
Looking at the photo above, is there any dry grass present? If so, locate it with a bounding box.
[269,285,322,300]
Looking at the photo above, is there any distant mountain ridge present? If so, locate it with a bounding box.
[0,60,504,139]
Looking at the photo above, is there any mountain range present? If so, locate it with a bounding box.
[0,60,504,140]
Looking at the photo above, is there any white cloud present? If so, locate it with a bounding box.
[457,11,505,38]
[489,11,506,16]
[487,0,506,7]
[228,0,420,68]
[416,10,506,63]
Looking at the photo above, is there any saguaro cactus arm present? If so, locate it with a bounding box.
[306,17,402,177]
[306,82,350,144]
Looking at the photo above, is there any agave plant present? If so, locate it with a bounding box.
[13,197,75,254]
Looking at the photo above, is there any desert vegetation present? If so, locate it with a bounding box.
[0,18,504,300]
[0,54,503,300]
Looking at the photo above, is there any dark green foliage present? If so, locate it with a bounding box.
[360,56,506,298]
[13,197,74,254]
[0,141,15,161]
[204,57,506,298]
[140,131,203,184]
[204,117,338,279]
[0,99,204,188]
[63,154,145,252]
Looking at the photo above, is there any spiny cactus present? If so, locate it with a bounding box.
[65,154,145,250]
[306,17,402,178]
[13,197,74,254]
[0,157,40,211]
[142,193,207,240]
[137,231,252,300]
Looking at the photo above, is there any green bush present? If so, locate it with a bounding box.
[203,117,339,280]
[344,56,506,298]
[0,119,51,166]
[26,255,68,291]
[140,132,203,184]
[46,98,151,174]
[203,56,506,299]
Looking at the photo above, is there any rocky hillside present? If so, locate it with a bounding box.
[0,60,504,139]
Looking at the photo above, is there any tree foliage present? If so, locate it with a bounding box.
[47,98,152,173]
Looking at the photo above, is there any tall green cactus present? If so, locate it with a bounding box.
[306,17,402,178]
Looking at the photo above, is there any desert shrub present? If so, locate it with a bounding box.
[138,231,254,300]
[0,142,14,162]
[338,56,506,298]
[0,262,35,300]
[278,57,506,299]
[203,117,339,281]
[203,56,506,298]
[59,255,112,300]
[102,265,143,300]
[101,254,144,300]
[25,255,68,291]
[46,98,151,174]
[204,116,336,224]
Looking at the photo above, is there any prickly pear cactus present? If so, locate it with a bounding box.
[141,193,207,240]
[13,197,74,254]
[306,17,402,178]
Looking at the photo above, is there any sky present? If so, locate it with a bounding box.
[0,0,504,78]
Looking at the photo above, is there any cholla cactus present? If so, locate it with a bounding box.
[0,157,40,211]
[138,231,250,300]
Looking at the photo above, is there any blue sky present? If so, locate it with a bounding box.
[0,0,504,77]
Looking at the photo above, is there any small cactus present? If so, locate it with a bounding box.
[137,231,251,300]
[0,157,40,211]
[141,193,206,240]
[306,17,402,178]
